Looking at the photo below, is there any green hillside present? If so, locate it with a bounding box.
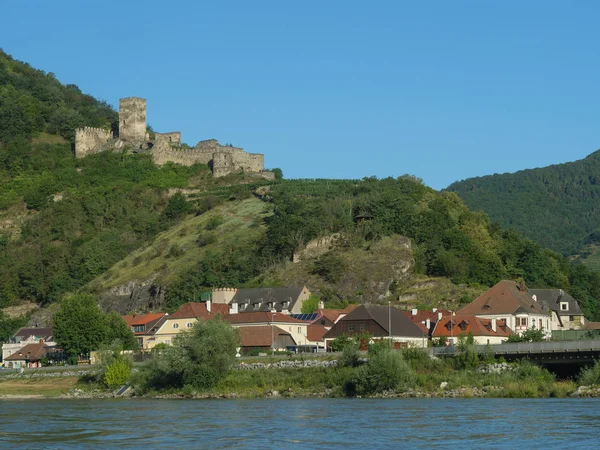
[2,49,600,325]
[447,151,600,259]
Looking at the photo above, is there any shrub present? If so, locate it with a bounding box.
[344,349,414,396]
[579,360,600,386]
[196,232,216,247]
[103,357,131,388]
[338,341,361,368]
[205,215,224,231]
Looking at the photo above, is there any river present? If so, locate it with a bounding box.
[1,398,599,448]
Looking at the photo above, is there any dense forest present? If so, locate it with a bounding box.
[447,151,600,258]
[2,48,600,323]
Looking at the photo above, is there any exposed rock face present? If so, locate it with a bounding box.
[98,279,166,314]
[293,233,343,263]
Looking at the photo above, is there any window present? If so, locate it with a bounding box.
[164,340,171,346]
[539,319,543,330]
[560,302,569,311]
[298,327,301,334]
[186,322,193,328]
[173,323,179,329]
[359,324,366,332]
[253,303,260,310]
[348,324,355,332]
[516,318,528,327]
[569,316,574,322]
[137,337,143,347]
[133,325,145,333]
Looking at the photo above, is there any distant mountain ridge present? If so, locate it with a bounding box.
[447,150,600,260]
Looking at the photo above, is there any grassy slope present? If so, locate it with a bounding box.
[88,197,272,291]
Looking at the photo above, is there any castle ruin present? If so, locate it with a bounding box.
[74,97,274,179]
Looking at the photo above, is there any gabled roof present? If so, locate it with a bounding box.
[458,280,547,316]
[13,327,53,340]
[528,289,584,315]
[121,313,166,327]
[403,309,451,333]
[324,305,424,339]
[432,315,514,338]
[226,311,307,325]
[307,324,328,342]
[231,286,308,312]
[5,342,55,361]
[169,302,229,320]
[237,326,295,347]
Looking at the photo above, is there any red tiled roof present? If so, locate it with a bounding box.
[121,313,166,327]
[5,342,54,361]
[342,304,360,314]
[237,326,294,347]
[169,302,229,320]
[432,315,514,338]
[307,324,328,342]
[403,309,451,333]
[226,311,306,325]
[458,280,546,316]
[315,309,344,324]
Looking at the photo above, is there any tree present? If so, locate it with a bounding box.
[136,318,240,391]
[506,327,545,343]
[301,295,320,313]
[105,312,138,350]
[53,294,108,356]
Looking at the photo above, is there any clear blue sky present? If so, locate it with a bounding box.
[2,1,599,189]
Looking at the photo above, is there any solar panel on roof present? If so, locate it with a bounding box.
[290,313,318,322]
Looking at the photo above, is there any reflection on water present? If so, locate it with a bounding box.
[1,398,599,449]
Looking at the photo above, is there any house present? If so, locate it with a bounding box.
[432,315,514,345]
[291,304,360,328]
[148,301,228,348]
[2,327,55,362]
[121,313,167,349]
[458,280,552,337]
[529,289,587,330]
[237,326,296,354]
[3,340,57,369]
[323,305,427,349]
[227,286,311,314]
[403,308,452,338]
[225,311,312,347]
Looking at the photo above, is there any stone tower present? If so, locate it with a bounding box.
[119,97,146,142]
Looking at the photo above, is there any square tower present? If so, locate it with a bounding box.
[119,97,146,142]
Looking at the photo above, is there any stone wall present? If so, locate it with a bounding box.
[119,97,146,142]
[155,132,181,145]
[74,127,112,158]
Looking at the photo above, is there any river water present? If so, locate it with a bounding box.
[1,398,599,448]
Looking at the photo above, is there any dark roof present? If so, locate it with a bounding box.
[529,289,584,315]
[237,326,295,347]
[231,287,308,313]
[226,312,307,325]
[13,327,53,339]
[325,305,423,339]
[458,280,547,316]
[169,302,229,320]
[4,342,55,361]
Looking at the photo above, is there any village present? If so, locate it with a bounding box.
[3,280,597,370]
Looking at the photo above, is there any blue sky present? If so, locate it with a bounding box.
[2,1,599,189]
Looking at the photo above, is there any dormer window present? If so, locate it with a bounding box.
[267,302,275,309]
[560,302,569,311]
[253,303,260,310]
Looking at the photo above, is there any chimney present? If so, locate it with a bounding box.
[432,308,437,313]
[437,312,443,321]
[411,309,418,316]
[491,318,497,332]
[206,300,211,313]
[318,300,324,310]
[425,318,431,330]
[518,280,527,292]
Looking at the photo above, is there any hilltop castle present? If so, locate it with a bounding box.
[75,97,274,179]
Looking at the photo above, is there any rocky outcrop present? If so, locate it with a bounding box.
[98,279,166,313]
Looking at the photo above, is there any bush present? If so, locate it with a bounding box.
[103,357,131,388]
[196,233,217,247]
[338,341,361,368]
[579,360,600,386]
[344,349,414,396]
[205,215,224,231]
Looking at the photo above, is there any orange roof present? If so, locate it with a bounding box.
[315,309,344,324]
[237,326,294,347]
[433,315,514,338]
[169,302,229,320]
[121,313,166,327]
[458,280,546,316]
[226,311,306,325]
[403,309,451,333]
[307,324,328,342]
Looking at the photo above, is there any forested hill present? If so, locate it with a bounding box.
[447,151,600,259]
[0,49,117,143]
[2,49,600,327]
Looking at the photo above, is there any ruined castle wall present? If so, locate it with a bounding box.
[195,139,220,153]
[119,97,147,142]
[74,127,112,158]
[212,152,235,177]
[155,132,181,145]
[151,147,213,166]
[229,149,264,173]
